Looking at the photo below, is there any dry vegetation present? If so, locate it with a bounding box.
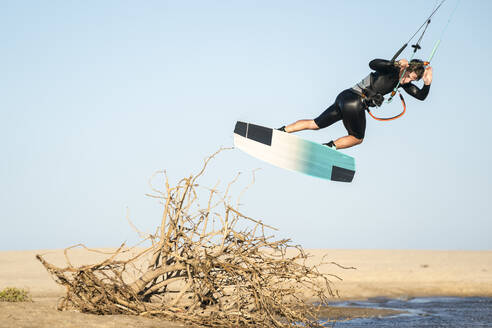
[37,149,342,327]
[0,287,32,302]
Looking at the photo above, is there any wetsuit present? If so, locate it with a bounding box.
[314,59,430,139]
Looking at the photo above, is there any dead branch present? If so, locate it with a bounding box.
[37,148,340,327]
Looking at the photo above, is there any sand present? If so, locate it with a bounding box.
[309,249,492,300]
[1,248,491,327]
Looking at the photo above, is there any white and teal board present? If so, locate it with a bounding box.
[233,121,356,182]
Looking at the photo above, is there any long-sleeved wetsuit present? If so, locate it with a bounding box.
[314,59,430,139]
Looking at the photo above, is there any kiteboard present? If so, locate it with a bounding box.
[233,121,356,182]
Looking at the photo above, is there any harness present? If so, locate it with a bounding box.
[363,91,406,122]
[354,72,405,121]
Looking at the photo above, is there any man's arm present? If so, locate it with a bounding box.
[402,66,433,100]
[401,83,430,100]
[369,59,399,73]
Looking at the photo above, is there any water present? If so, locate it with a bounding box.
[324,297,492,327]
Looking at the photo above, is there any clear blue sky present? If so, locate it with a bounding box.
[2,0,491,250]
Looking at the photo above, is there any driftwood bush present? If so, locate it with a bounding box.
[37,149,340,327]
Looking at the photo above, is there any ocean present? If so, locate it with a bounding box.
[325,297,492,327]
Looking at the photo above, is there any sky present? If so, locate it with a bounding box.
[1,0,491,251]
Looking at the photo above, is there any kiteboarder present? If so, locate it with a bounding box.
[278,58,433,149]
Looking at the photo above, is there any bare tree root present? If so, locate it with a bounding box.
[37,148,341,327]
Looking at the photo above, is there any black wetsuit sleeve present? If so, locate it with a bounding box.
[369,59,397,73]
[401,83,430,100]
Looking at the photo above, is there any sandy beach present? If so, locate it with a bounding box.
[1,248,491,327]
[309,249,492,300]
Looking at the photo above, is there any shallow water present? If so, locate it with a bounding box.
[324,297,492,327]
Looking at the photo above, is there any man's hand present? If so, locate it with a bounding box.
[423,66,433,85]
[397,59,409,68]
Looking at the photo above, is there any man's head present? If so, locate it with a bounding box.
[408,59,426,80]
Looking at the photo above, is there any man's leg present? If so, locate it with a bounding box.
[284,119,319,133]
[338,92,366,149]
[333,135,363,149]
[281,102,341,133]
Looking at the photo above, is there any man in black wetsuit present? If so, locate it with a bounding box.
[278,58,433,149]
